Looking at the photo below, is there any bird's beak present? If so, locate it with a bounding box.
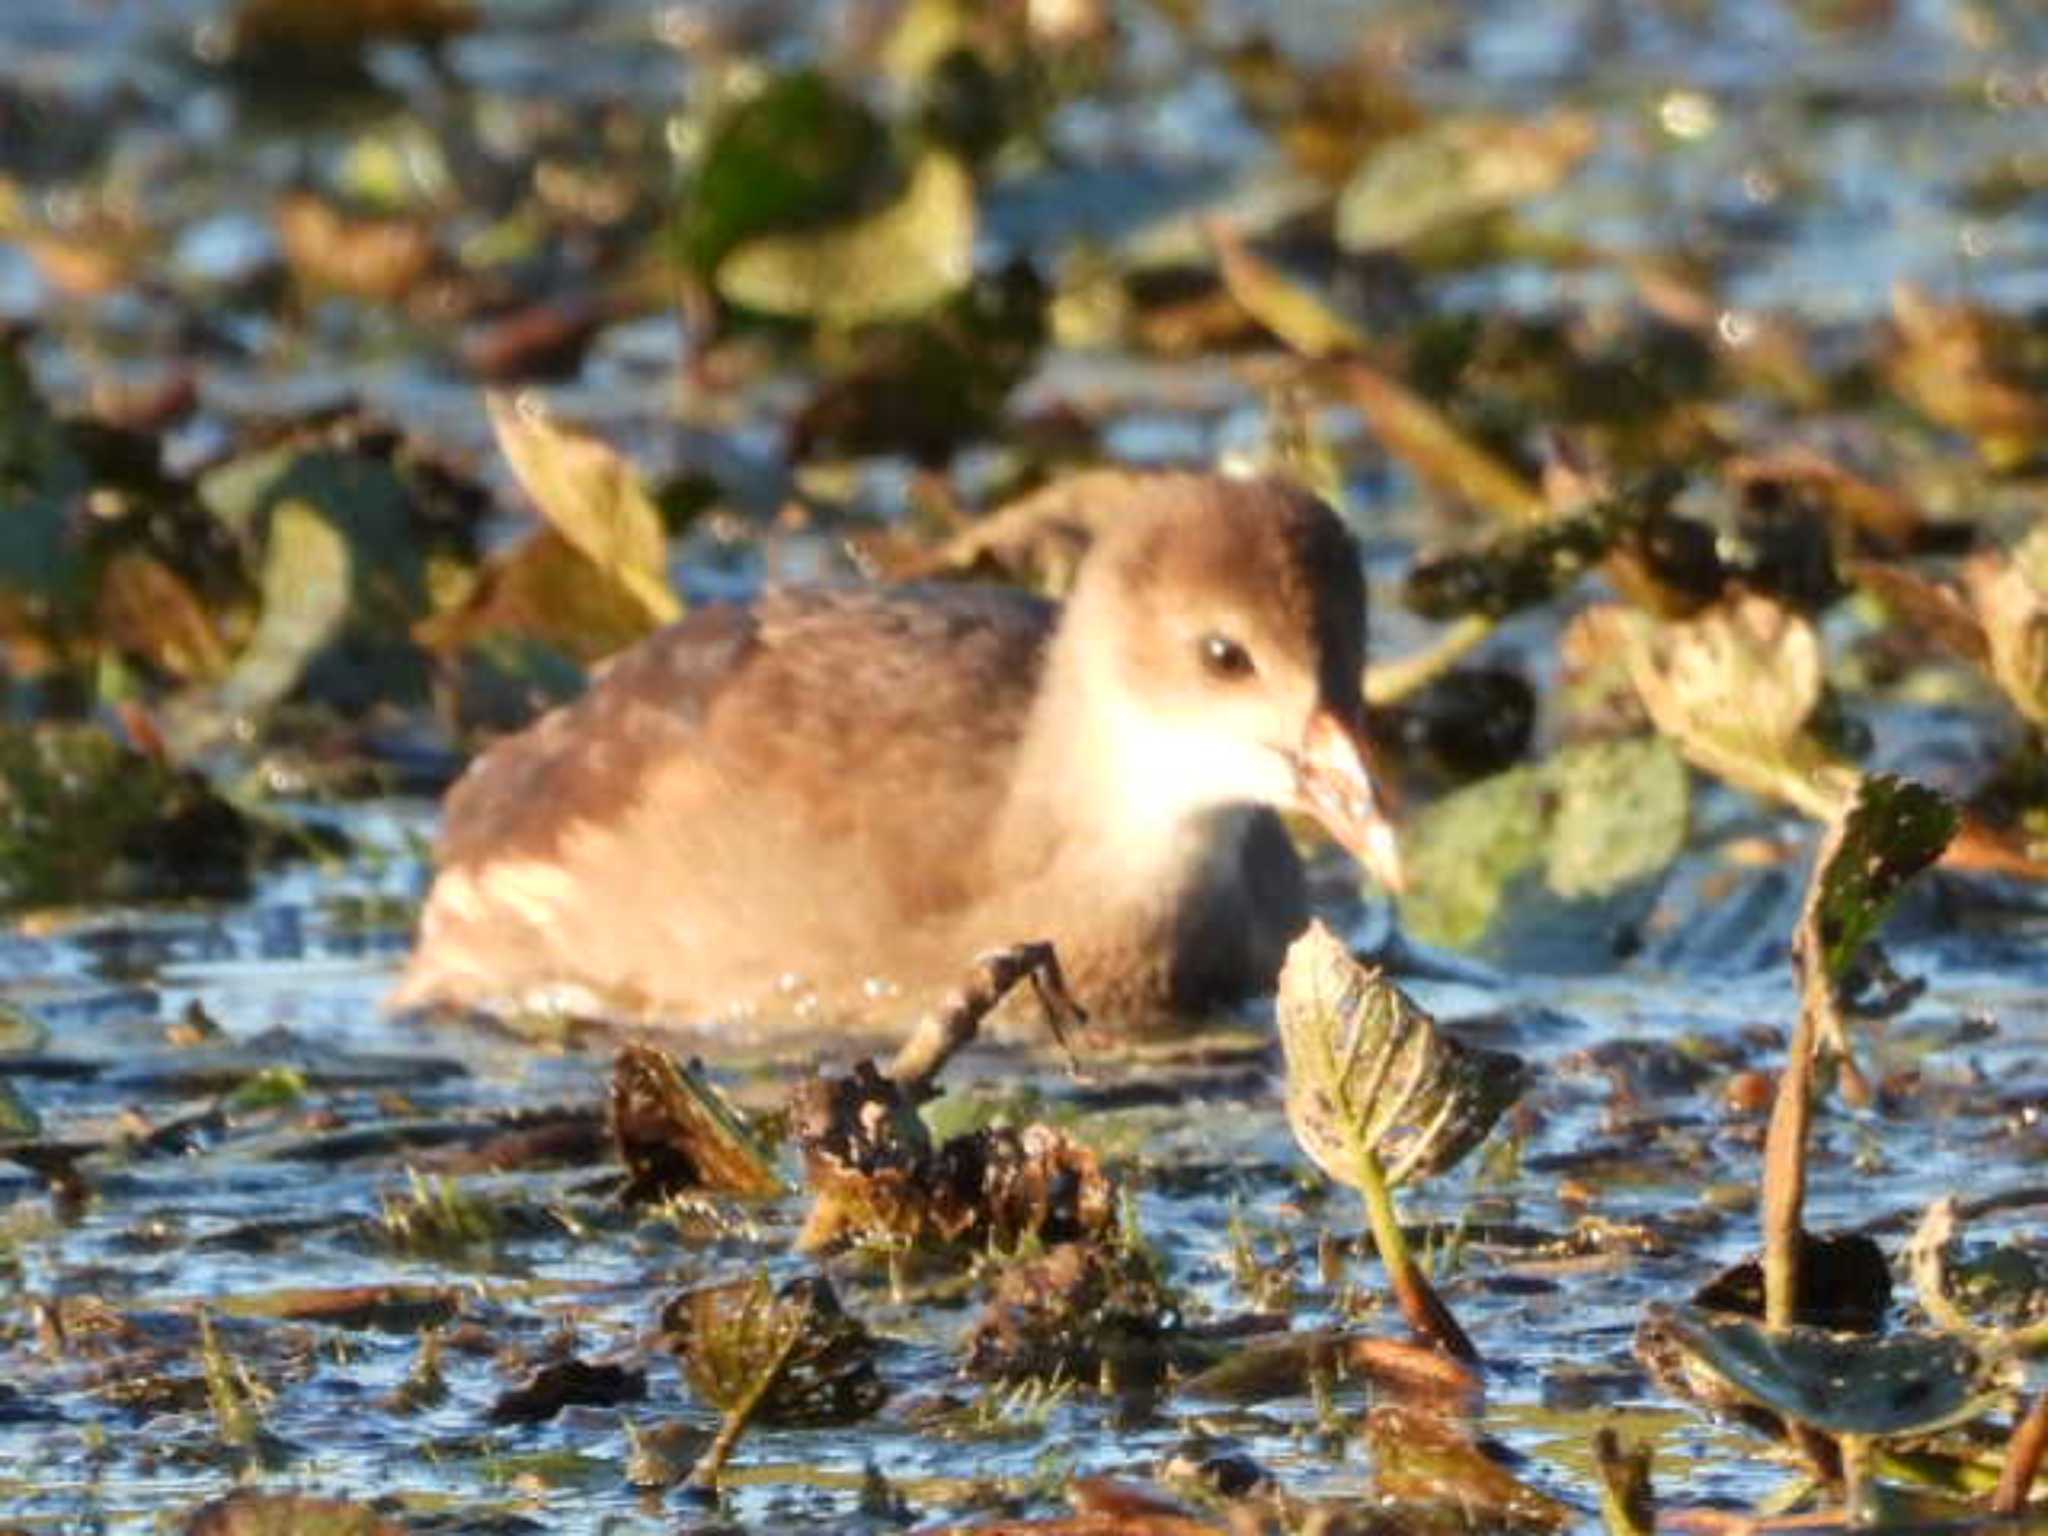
[1290,706,1405,893]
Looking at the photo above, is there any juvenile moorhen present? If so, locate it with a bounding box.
[393,472,1401,1036]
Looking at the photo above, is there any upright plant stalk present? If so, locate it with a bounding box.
[1350,1138,1478,1364]
[1761,978,1820,1330]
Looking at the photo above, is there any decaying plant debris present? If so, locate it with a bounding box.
[8,0,2048,1529]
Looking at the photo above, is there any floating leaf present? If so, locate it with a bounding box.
[609,1042,785,1202]
[674,70,892,276]
[1593,596,1856,820]
[1642,1303,2015,1440]
[1277,922,1527,1191]
[717,151,976,327]
[1333,360,1548,527]
[1403,735,1689,959]
[1405,502,1629,621]
[1367,1404,1575,1531]
[1966,521,2048,728]
[1888,284,2048,472]
[485,393,680,631]
[1336,111,1597,253]
[209,499,350,719]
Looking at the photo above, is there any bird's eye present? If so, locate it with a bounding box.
[1199,632,1256,680]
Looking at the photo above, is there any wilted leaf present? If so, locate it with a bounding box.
[490,1357,646,1424]
[791,1059,1115,1255]
[662,1273,885,1427]
[275,194,435,302]
[1333,360,1548,527]
[414,530,652,672]
[1888,284,2048,472]
[1798,774,1957,987]
[1594,596,1856,820]
[1276,922,1528,1190]
[1208,219,1370,359]
[963,1240,1175,1383]
[160,500,349,758]
[1642,1302,2015,1439]
[1848,560,1991,667]
[1966,521,2048,727]
[609,1042,785,1202]
[1908,1198,2048,1347]
[1183,1327,1481,1408]
[95,551,231,681]
[1367,1403,1575,1530]
[1336,111,1597,253]
[485,393,680,631]
[717,151,976,326]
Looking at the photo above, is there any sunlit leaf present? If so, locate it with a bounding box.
[485,393,680,630]
[1888,284,2048,472]
[1336,111,1597,253]
[1208,219,1370,359]
[1402,736,1688,957]
[1333,360,1549,527]
[1368,1403,1575,1530]
[96,550,231,681]
[1276,922,1527,1190]
[1798,774,1957,987]
[1643,1302,2015,1439]
[171,498,350,749]
[716,151,976,327]
[1592,596,1856,820]
[662,1273,885,1427]
[1966,520,2048,727]
[673,70,892,276]
[610,1042,786,1202]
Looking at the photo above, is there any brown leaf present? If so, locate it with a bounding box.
[609,1041,785,1201]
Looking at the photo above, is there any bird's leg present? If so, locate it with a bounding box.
[888,940,1087,1098]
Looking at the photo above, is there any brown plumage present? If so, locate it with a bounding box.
[392,472,1400,1037]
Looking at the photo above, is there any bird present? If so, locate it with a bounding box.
[391,471,1402,1039]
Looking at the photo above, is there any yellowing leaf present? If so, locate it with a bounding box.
[715,152,975,327]
[1966,520,2048,727]
[1336,111,1597,253]
[1593,596,1856,820]
[485,393,680,630]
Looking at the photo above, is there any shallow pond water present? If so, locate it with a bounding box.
[4,0,2048,1530]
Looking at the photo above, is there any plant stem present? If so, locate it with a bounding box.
[1995,1393,2048,1515]
[1762,987,1820,1330]
[1840,1433,1876,1526]
[687,1317,804,1492]
[1353,1142,1479,1364]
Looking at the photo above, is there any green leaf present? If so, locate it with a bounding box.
[673,70,892,277]
[1336,111,1597,253]
[1799,774,1959,987]
[716,151,976,327]
[1276,922,1528,1190]
[1595,596,1857,821]
[1401,735,1689,955]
